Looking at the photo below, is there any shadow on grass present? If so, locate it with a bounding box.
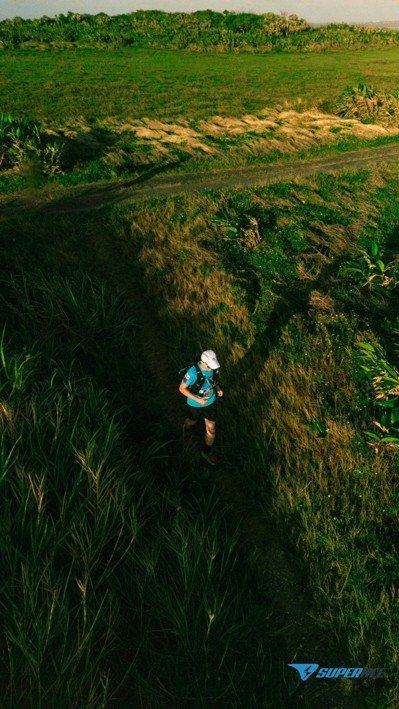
[88,210,362,709]
[0,155,191,222]
[58,125,116,171]
[0,204,288,708]
[0,202,376,709]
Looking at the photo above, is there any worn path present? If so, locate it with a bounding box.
[88,213,366,709]
[2,142,399,220]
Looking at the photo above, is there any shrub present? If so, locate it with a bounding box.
[336,83,399,123]
[0,113,40,168]
[0,113,64,174]
[0,11,397,53]
[357,340,399,448]
[261,12,309,36]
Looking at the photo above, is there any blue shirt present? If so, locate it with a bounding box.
[182,363,217,407]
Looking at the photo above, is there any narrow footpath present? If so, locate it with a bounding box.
[2,142,399,220]
[88,224,366,709]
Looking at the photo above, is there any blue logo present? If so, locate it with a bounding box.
[288,664,385,681]
[288,664,319,681]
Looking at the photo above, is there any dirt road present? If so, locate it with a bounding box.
[2,142,399,220]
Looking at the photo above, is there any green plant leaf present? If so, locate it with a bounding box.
[390,410,399,425]
[376,400,395,409]
[369,240,378,258]
[382,364,399,380]
[357,341,376,352]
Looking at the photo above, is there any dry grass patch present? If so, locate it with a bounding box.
[105,117,215,154]
[198,108,399,151]
[308,291,336,313]
[257,321,353,455]
[255,319,394,527]
[43,107,399,174]
[0,400,14,431]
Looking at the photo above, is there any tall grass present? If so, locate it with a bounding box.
[0,268,276,706]
[0,113,63,175]
[0,331,132,705]
[119,164,399,705]
[336,83,399,124]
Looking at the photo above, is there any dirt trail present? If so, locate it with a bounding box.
[89,226,361,709]
[2,142,399,221]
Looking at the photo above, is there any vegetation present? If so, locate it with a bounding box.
[0,49,399,192]
[2,158,399,704]
[2,16,399,705]
[109,166,399,706]
[3,104,399,194]
[0,113,63,174]
[1,11,399,53]
[0,268,276,706]
[358,340,399,447]
[337,83,399,123]
[4,44,399,126]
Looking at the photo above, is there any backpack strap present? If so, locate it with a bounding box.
[189,362,205,393]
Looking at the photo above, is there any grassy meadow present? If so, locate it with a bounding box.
[101,168,399,707]
[2,47,399,123]
[2,11,399,707]
[2,45,399,197]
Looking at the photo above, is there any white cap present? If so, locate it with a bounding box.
[201,349,220,370]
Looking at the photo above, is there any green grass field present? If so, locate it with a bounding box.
[2,45,399,196]
[2,47,399,124]
[2,37,399,707]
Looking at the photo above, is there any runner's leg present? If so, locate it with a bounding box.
[204,418,216,447]
[200,406,220,464]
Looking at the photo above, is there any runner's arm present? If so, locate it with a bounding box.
[215,378,223,397]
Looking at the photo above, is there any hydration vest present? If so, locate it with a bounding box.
[181,361,219,396]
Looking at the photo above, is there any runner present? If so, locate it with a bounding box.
[179,349,223,465]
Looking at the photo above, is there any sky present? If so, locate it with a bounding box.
[1,1,399,24]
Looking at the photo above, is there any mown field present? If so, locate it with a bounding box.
[2,20,399,707]
[2,47,399,123]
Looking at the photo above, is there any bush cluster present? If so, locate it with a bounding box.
[336,83,399,123]
[0,113,64,174]
[0,11,398,52]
